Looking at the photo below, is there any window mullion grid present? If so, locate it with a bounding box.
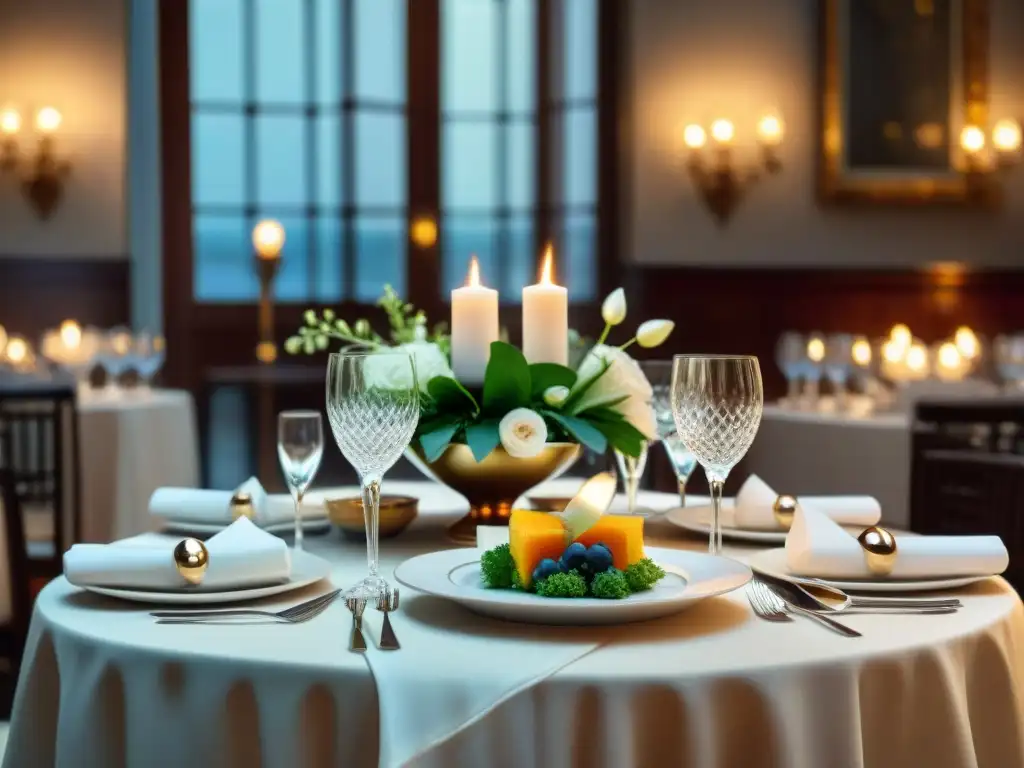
[341,0,356,300]
[243,0,257,250]
[304,0,318,298]
[496,0,509,297]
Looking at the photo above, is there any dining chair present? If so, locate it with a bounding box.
[0,385,82,578]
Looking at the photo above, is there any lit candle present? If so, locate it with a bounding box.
[851,336,872,367]
[5,336,29,367]
[60,319,81,350]
[992,119,1022,155]
[522,245,568,366]
[905,341,929,379]
[451,255,499,385]
[954,325,979,360]
[935,342,966,382]
[960,125,985,156]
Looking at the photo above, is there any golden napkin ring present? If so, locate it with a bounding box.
[230,491,256,520]
[857,526,897,576]
[772,494,798,530]
[173,538,209,585]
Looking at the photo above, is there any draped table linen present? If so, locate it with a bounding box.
[5,482,1024,768]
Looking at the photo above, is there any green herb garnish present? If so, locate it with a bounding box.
[590,568,631,599]
[534,570,588,598]
[480,544,516,589]
[623,558,666,592]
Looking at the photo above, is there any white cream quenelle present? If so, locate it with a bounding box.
[149,476,295,526]
[551,471,618,541]
[730,475,881,530]
[785,503,1008,579]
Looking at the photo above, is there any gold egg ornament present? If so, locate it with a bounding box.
[772,494,798,530]
[230,491,256,520]
[173,538,209,585]
[857,526,897,576]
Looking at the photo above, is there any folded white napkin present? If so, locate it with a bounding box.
[149,477,297,526]
[785,503,1008,579]
[64,517,292,590]
[730,475,881,530]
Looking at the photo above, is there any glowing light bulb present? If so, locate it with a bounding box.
[993,119,1022,154]
[35,107,62,134]
[410,216,437,248]
[889,324,912,350]
[757,114,784,146]
[906,342,928,374]
[710,119,734,145]
[852,338,872,366]
[807,337,825,363]
[5,336,28,364]
[0,108,20,135]
[938,342,961,370]
[252,219,285,259]
[59,319,81,349]
[683,124,706,150]
[954,326,979,360]
[960,125,985,154]
[882,340,904,364]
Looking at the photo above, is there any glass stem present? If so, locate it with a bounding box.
[677,477,686,508]
[625,462,639,514]
[293,491,304,551]
[786,377,799,404]
[361,476,382,578]
[707,474,725,555]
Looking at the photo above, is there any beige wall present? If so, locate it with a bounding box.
[0,0,126,258]
[625,0,1024,268]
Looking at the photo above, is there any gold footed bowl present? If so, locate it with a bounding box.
[406,442,582,545]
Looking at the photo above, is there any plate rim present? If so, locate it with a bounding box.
[747,547,991,592]
[78,549,334,604]
[664,504,787,544]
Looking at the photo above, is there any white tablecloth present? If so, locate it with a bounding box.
[6,482,1023,768]
[745,405,913,528]
[78,389,199,542]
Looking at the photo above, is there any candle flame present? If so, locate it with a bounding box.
[466,255,481,287]
[539,245,555,285]
[60,319,81,349]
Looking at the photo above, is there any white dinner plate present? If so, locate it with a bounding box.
[80,549,334,605]
[394,546,752,625]
[747,548,991,593]
[664,502,787,544]
[160,516,332,537]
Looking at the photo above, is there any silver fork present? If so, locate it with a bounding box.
[749,580,862,637]
[153,588,341,625]
[377,587,400,650]
[346,597,368,652]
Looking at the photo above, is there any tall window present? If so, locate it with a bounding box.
[188,0,407,303]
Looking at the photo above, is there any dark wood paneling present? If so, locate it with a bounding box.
[0,257,130,336]
[631,265,1024,400]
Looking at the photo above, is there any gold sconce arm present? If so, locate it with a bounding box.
[0,107,71,219]
[684,143,783,226]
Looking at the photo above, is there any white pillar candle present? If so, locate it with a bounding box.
[451,256,499,385]
[522,245,568,365]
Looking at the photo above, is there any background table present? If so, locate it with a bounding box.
[745,405,912,528]
[6,481,1022,768]
[78,389,199,542]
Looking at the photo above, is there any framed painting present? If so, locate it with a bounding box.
[819,0,990,204]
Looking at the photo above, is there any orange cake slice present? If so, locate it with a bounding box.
[509,509,566,589]
[574,515,645,571]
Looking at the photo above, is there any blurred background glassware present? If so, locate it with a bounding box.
[640,359,697,505]
[277,410,324,551]
[775,332,805,407]
[803,331,826,409]
[614,444,649,515]
[133,330,166,390]
[994,334,1024,390]
[824,333,853,410]
[98,326,134,394]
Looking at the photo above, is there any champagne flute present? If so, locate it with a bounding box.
[614,444,649,515]
[671,355,763,555]
[277,410,324,551]
[640,360,697,506]
[326,351,419,598]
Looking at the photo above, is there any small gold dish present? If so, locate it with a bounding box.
[526,496,574,513]
[325,495,419,539]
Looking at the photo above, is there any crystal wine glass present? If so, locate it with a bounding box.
[326,351,420,598]
[774,332,805,408]
[671,355,764,555]
[134,330,166,390]
[640,359,697,506]
[277,410,324,551]
[100,326,133,396]
[614,444,649,515]
[824,333,853,411]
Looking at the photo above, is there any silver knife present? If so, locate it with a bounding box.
[346,597,367,652]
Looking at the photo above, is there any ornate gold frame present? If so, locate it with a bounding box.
[819,0,991,205]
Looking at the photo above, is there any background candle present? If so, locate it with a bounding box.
[522,245,568,365]
[451,255,499,385]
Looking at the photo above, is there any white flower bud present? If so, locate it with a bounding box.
[543,385,570,407]
[601,288,627,326]
[636,319,674,349]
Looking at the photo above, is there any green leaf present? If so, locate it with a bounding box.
[528,363,577,399]
[419,422,461,462]
[427,376,479,414]
[465,421,501,462]
[592,418,648,458]
[577,397,630,418]
[563,358,612,414]
[482,341,531,415]
[545,411,608,454]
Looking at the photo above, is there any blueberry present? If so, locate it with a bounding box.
[585,544,614,574]
[560,542,588,572]
[532,558,561,584]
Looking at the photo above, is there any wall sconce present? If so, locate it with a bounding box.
[681,113,784,225]
[0,106,71,219]
[960,118,1021,186]
[253,219,285,364]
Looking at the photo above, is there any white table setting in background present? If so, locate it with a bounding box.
[5,480,1022,768]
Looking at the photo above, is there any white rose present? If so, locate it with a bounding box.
[363,342,453,393]
[499,408,548,458]
[568,344,656,438]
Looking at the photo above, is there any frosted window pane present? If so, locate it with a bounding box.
[355,113,405,207]
[269,215,311,300]
[506,0,535,113]
[506,214,534,296]
[564,0,596,99]
[190,0,244,102]
[355,217,406,301]
[192,113,245,206]
[355,0,405,101]
[508,120,534,209]
[443,0,498,112]
[255,0,305,104]
[315,0,342,104]
[563,108,596,206]
[193,215,257,301]
[444,121,497,210]
[317,114,341,206]
[444,216,496,293]
[255,115,307,206]
[563,213,595,300]
[315,216,343,300]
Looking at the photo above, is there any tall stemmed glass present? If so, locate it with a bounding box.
[640,360,697,506]
[326,351,419,598]
[671,355,763,555]
[277,410,324,551]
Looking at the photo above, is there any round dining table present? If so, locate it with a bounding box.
[5,481,1022,768]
